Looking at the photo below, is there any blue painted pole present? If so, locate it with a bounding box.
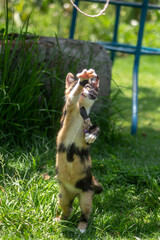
[131,55,140,135]
[111,4,121,63]
[69,0,80,39]
[131,0,149,135]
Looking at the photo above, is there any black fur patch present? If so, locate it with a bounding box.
[58,143,89,163]
[88,88,98,100]
[79,79,88,87]
[57,143,66,152]
[80,106,88,120]
[67,144,89,163]
[93,183,103,194]
[58,193,62,198]
[55,167,59,175]
[85,166,91,175]
[66,143,76,162]
[80,213,88,222]
[75,172,93,192]
[92,176,103,194]
[88,125,99,137]
[78,147,90,163]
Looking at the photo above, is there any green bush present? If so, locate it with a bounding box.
[0,33,66,144]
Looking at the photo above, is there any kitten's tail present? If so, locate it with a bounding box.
[92,176,103,194]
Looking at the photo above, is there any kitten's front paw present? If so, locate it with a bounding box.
[77,69,97,81]
[84,125,99,144]
[85,133,97,144]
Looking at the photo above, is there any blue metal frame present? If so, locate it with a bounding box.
[69,0,160,134]
[69,0,79,39]
[131,0,149,134]
[111,4,120,62]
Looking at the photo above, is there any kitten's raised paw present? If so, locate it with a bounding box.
[76,69,97,81]
[85,133,97,144]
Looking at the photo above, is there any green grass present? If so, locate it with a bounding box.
[1,55,160,239]
[112,55,160,131]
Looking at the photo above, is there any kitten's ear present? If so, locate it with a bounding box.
[65,73,76,88]
[90,76,99,89]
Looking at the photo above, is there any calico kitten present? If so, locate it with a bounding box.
[56,69,103,233]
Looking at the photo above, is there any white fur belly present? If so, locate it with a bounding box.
[64,117,84,147]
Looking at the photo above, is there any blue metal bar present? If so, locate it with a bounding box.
[131,0,149,135]
[111,4,120,62]
[81,0,142,8]
[99,42,136,54]
[99,42,160,55]
[69,0,79,39]
[80,0,160,9]
[131,54,140,135]
[148,4,160,10]
[141,48,160,55]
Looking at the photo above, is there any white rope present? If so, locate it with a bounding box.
[69,0,110,18]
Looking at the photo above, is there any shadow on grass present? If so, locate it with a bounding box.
[113,86,160,117]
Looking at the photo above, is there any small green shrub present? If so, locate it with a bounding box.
[0,36,51,142]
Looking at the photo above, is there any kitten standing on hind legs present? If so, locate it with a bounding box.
[55,69,103,233]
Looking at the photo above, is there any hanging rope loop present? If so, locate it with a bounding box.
[69,0,110,18]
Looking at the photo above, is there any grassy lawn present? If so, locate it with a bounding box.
[112,55,160,131]
[1,55,160,239]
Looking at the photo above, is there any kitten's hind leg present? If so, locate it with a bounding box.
[78,191,94,233]
[58,184,76,220]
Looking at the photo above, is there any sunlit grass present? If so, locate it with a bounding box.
[112,55,160,130]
